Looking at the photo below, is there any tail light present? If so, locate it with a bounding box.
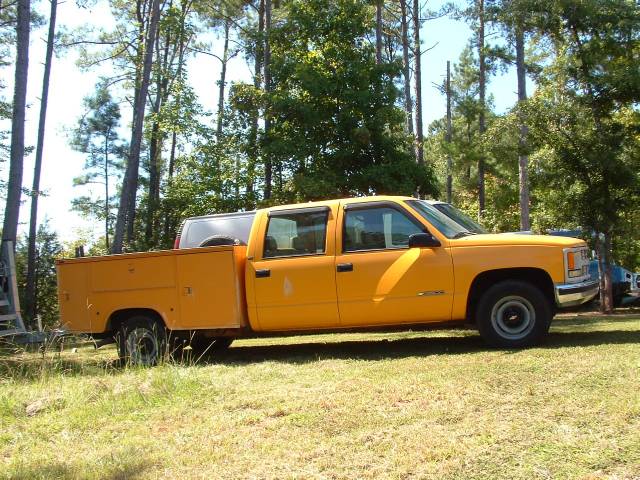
[173,220,186,249]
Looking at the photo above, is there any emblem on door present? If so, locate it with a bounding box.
[417,290,445,296]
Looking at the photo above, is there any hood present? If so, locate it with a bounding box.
[449,233,586,248]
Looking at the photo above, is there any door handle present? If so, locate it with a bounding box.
[336,263,353,273]
[255,269,271,278]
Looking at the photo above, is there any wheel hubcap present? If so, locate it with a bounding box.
[490,295,536,340]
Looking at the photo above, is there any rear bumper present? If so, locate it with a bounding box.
[555,279,600,308]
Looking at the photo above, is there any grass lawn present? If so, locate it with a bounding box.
[1,314,639,479]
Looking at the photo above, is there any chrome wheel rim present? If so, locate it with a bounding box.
[126,327,158,366]
[490,295,536,340]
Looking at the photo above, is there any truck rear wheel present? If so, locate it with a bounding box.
[118,315,167,366]
[476,280,551,348]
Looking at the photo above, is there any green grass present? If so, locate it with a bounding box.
[1,314,639,479]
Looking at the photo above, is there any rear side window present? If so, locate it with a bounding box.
[344,206,423,252]
[183,213,256,247]
[263,209,329,258]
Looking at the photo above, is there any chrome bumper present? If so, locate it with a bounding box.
[555,279,600,308]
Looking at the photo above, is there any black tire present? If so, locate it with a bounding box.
[118,315,167,366]
[476,280,552,348]
[199,235,245,247]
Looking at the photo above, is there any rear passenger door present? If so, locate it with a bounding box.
[250,206,340,331]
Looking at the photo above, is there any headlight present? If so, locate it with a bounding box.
[564,246,589,283]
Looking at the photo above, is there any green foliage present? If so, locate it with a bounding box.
[164,131,249,220]
[15,221,64,329]
[254,0,437,202]
[426,44,522,233]
[524,2,640,238]
[426,0,640,260]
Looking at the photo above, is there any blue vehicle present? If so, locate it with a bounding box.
[588,260,632,306]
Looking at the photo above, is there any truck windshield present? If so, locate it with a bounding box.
[405,200,472,239]
[431,203,487,234]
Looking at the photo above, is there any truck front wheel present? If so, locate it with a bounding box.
[476,280,552,348]
[118,315,167,366]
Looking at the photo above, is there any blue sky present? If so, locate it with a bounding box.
[8,0,525,243]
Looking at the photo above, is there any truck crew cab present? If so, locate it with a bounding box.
[57,196,598,365]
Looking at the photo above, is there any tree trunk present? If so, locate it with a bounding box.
[114,1,144,251]
[466,122,471,181]
[163,12,187,245]
[145,24,171,247]
[145,96,161,245]
[477,0,486,219]
[515,26,530,231]
[446,60,453,204]
[2,0,30,250]
[375,0,383,65]
[168,2,186,188]
[263,0,273,200]
[603,233,614,312]
[112,0,161,253]
[596,232,614,313]
[216,18,231,138]
[168,132,177,180]
[399,0,413,137]
[24,0,56,323]
[104,131,110,250]
[163,130,178,243]
[412,0,424,170]
[247,0,265,201]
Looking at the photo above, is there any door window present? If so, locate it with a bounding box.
[263,209,329,258]
[344,206,424,252]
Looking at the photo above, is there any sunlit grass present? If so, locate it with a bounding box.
[1,314,639,479]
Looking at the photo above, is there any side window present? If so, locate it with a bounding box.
[263,210,329,258]
[344,207,423,252]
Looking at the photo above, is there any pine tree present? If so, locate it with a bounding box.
[2,0,30,250]
[70,83,125,250]
[25,0,58,323]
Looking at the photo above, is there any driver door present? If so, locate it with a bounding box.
[335,201,454,326]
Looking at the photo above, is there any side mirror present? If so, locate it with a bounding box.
[408,232,441,248]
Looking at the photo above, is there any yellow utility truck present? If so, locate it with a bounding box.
[57,196,598,365]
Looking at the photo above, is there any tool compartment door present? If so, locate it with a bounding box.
[176,247,245,329]
[57,262,90,332]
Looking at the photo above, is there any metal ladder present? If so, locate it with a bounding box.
[0,241,27,338]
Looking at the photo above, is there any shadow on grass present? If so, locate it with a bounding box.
[3,320,639,378]
[553,315,640,327]
[197,327,640,366]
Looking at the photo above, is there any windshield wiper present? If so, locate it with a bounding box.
[453,231,476,239]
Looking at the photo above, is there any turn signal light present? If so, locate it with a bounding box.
[567,252,576,270]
